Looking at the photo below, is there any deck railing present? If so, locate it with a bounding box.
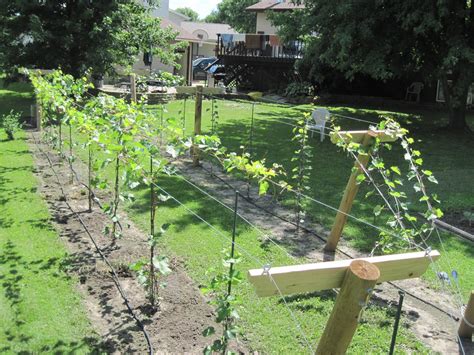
[216,34,304,60]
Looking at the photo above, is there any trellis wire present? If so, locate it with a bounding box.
[147,180,316,355]
[41,104,316,353]
[170,168,299,262]
[341,137,467,353]
[79,95,466,313]
[196,151,461,321]
[227,191,239,296]
[197,95,378,127]
[32,132,154,355]
[171,97,468,343]
[54,94,466,354]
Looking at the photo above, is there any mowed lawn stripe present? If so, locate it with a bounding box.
[0,129,98,353]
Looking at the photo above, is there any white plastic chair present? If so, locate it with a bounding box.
[308,108,330,142]
[405,82,424,102]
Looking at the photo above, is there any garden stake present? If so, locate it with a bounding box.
[35,101,42,131]
[249,103,255,159]
[193,86,203,167]
[211,96,215,133]
[389,290,405,355]
[111,152,121,237]
[209,96,215,177]
[292,116,312,235]
[227,191,239,296]
[69,123,73,184]
[111,118,124,239]
[58,123,63,156]
[160,104,164,148]
[183,96,187,138]
[149,153,156,307]
[87,140,93,212]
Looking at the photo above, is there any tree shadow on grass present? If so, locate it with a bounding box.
[276,290,336,313]
[144,102,474,265]
[0,165,36,206]
[0,136,27,143]
[0,241,75,305]
[0,336,115,354]
[128,175,254,238]
[0,240,127,353]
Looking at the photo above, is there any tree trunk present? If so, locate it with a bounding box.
[449,104,468,130]
[441,70,471,131]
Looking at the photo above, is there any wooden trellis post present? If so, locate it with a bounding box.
[248,250,440,354]
[458,291,474,339]
[35,101,42,131]
[325,130,399,252]
[130,74,137,103]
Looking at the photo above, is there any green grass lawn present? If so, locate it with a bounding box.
[126,176,428,354]
[64,95,471,352]
[0,80,34,117]
[3,75,469,353]
[0,129,99,353]
[66,138,427,353]
[152,98,474,298]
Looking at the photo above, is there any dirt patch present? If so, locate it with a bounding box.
[28,132,247,354]
[27,128,472,354]
[443,210,474,237]
[173,157,473,354]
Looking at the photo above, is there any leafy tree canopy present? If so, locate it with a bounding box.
[272,0,474,130]
[174,7,200,22]
[205,0,256,33]
[0,0,183,79]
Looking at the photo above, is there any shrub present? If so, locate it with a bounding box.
[1,110,23,140]
[155,71,184,87]
[284,81,314,98]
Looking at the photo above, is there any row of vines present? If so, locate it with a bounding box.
[29,69,449,353]
[30,69,283,353]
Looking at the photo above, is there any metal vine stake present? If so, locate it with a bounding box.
[291,115,313,235]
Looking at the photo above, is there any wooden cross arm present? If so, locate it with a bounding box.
[19,68,55,75]
[248,251,440,297]
[330,130,399,145]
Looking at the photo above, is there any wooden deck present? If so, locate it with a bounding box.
[216,34,304,62]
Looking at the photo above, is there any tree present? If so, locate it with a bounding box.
[272,0,474,131]
[205,0,256,33]
[175,7,199,22]
[0,0,183,79]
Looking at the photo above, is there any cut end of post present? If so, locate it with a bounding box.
[349,260,380,281]
[458,290,474,338]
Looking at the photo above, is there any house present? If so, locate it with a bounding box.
[131,1,238,86]
[246,0,305,35]
[215,0,305,91]
[131,0,198,85]
[180,22,238,61]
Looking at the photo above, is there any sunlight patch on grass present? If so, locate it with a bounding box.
[0,129,97,353]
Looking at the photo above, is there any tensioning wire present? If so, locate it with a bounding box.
[169,167,300,262]
[146,180,316,355]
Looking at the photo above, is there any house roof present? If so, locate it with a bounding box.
[246,0,304,11]
[169,9,190,21]
[180,22,239,42]
[160,18,199,42]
